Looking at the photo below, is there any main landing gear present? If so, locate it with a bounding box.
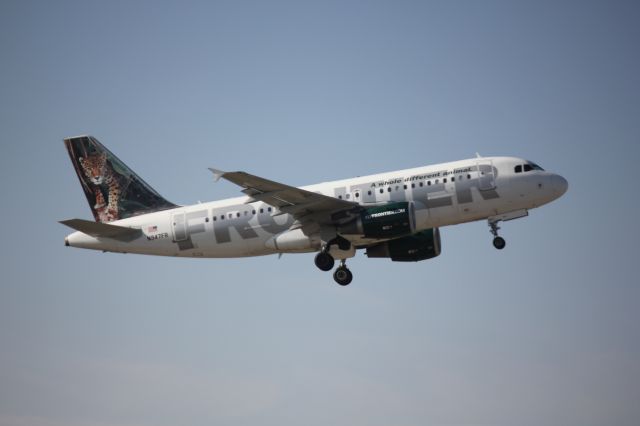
[314,241,354,286]
[488,219,506,250]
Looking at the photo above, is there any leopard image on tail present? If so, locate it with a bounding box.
[78,152,121,222]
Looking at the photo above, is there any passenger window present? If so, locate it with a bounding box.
[379,188,384,194]
[367,190,372,196]
[355,192,360,198]
[387,187,391,192]
[252,210,256,214]
[435,179,439,184]
[236,212,240,218]
[443,178,447,183]
[338,195,342,199]
[403,184,407,190]
[451,177,455,182]
[467,174,471,179]
[411,183,415,188]
[515,165,522,173]
[213,216,217,221]
[220,215,224,220]
[419,182,423,187]
[267,207,272,212]
[260,208,264,213]
[345,194,350,199]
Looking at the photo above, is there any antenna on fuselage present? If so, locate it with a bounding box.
[476,152,482,158]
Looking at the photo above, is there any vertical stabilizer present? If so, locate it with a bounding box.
[64,135,178,222]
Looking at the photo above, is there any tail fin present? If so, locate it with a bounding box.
[64,135,178,223]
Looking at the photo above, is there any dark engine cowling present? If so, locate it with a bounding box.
[340,202,415,239]
[366,228,441,262]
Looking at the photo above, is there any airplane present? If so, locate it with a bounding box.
[60,135,568,286]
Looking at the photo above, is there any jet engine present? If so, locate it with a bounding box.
[340,202,415,239]
[366,228,441,262]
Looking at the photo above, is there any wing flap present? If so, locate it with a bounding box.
[60,218,142,242]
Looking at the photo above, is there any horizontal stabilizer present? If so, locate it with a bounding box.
[60,219,142,242]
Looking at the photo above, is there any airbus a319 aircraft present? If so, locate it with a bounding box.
[61,136,568,285]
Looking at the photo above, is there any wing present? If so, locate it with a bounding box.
[209,168,360,222]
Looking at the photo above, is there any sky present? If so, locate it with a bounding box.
[0,1,639,425]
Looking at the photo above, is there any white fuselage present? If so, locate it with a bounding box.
[65,156,567,258]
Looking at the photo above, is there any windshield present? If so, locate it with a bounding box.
[515,161,545,173]
[528,162,544,171]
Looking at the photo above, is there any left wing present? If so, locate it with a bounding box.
[209,168,360,221]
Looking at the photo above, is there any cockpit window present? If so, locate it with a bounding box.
[517,162,545,173]
[529,162,544,171]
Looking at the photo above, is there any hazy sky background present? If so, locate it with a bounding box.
[1,1,639,425]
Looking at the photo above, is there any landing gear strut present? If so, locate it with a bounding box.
[488,220,506,250]
[333,260,353,286]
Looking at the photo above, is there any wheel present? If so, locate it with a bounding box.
[314,251,335,271]
[333,266,353,286]
[493,236,506,250]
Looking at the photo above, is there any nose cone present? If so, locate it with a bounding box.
[551,174,569,198]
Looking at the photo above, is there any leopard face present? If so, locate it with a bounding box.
[79,153,108,185]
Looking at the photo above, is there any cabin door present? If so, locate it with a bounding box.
[477,160,496,191]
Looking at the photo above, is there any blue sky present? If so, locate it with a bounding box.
[1,1,639,425]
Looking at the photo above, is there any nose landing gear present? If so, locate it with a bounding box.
[489,220,506,250]
[486,210,529,250]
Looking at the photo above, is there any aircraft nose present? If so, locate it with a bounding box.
[552,174,568,197]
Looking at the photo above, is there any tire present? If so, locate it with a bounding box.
[333,267,353,286]
[493,236,506,250]
[314,251,335,271]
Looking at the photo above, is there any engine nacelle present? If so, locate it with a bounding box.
[366,228,441,262]
[265,228,320,253]
[340,202,416,239]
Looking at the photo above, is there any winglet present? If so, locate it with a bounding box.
[208,168,226,182]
